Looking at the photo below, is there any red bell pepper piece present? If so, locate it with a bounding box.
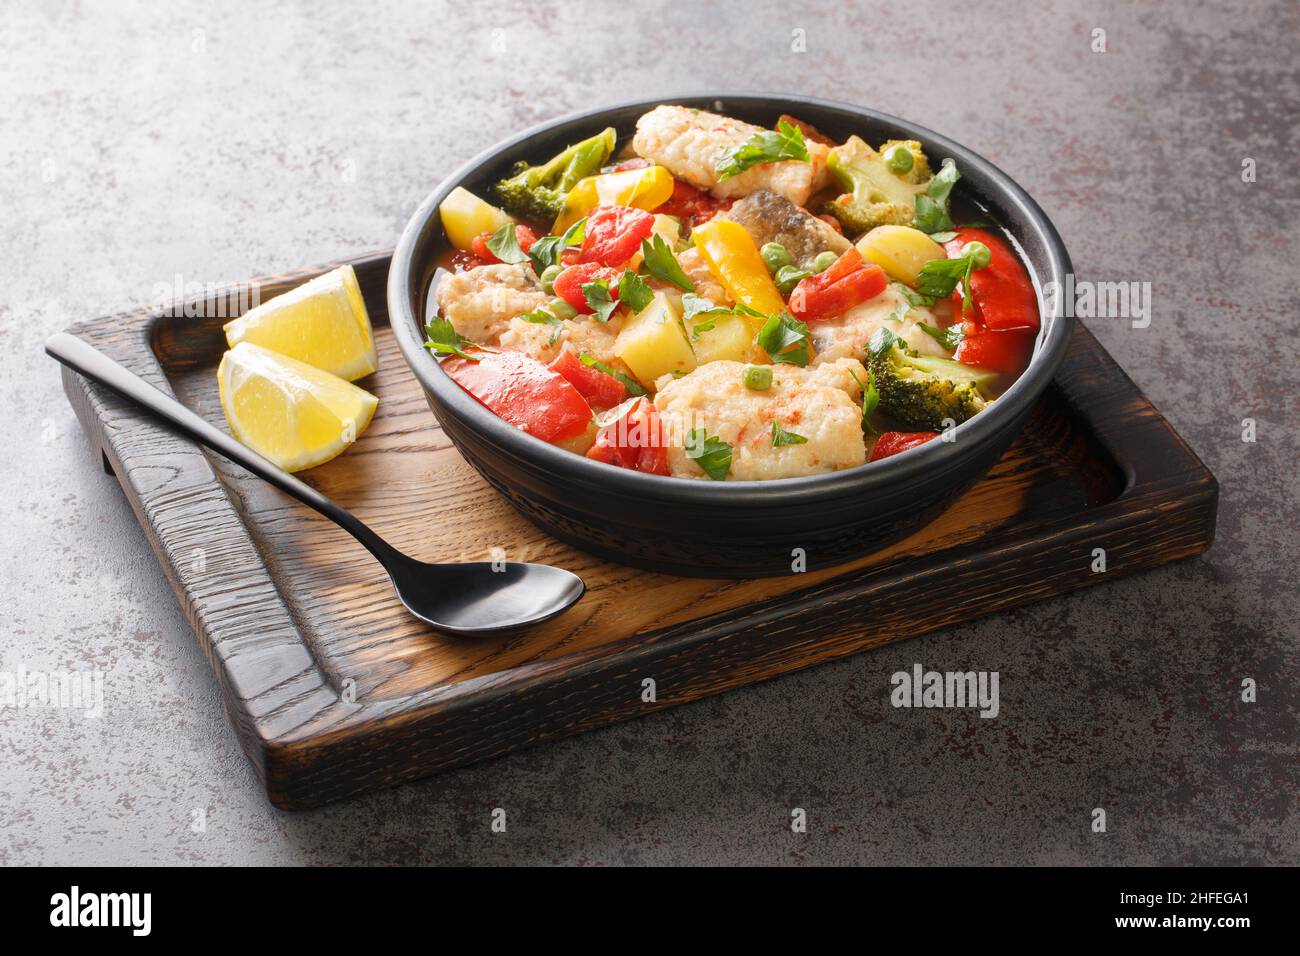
[579,205,656,267]
[942,228,1039,332]
[789,247,888,322]
[952,309,1036,376]
[869,431,939,462]
[586,397,670,475]
[548,349,629,410]
[444,350,592,444]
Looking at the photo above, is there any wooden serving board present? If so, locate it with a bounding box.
[59,251,1217,809]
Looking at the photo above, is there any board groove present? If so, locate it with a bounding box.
[59,250,1217,809]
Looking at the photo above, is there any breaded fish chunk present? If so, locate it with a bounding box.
[810,285,952,366]
[718,189,851,270]
[653,358,867,480]
[632,105,829,206]
[498,312,623,366]
[434,263,549,345]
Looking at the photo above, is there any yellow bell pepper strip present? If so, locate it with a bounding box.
[690,219,787,318]
[553,165,674,234]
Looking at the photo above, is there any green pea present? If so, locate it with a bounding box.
[547,297,578,321]
[884,145,914,175]
[774,265,811,294]
[539,264,563,294]
[742,364,773,391]
[962,241,992,270]
[811,251,838,273]
[760,242,791,274]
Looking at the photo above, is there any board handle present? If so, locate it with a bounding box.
[44,332,397,563]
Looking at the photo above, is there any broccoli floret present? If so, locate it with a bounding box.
[868,340,996,430]
[880,139,933,185]
[823,136,934,237]
[492,127,617,224]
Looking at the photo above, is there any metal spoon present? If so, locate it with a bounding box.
[45,332,585,635]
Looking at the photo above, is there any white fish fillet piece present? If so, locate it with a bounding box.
[633,105,829,206]
[434,263,549,345]
[653,358,867,480]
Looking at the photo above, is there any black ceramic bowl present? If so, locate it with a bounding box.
[389,93,1073,577]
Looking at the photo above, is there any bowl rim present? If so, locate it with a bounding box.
[388,91,1074,504]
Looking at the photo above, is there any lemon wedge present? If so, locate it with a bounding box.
[218,342,378,472]
[223,264,378,381]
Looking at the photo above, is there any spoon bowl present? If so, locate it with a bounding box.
[45,332,586,635]
[386,559,585,635]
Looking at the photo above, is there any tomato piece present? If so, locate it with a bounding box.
[470,225,537,264]
[443,350,592,443]
[870,431,939,462]
[657,179,732,227]
[552,262,623,313]
[789,248,888,322]
[657,179,707,218]
[548,349,629,410]
[579,205,656,267]
[450,250,489,272]
[943,228,1039,331]
[586,397,669,475]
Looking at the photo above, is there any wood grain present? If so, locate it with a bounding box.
[61,251,1218,809]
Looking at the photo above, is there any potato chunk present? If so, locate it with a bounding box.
[688,313,764,366]
[615,291,696,386]
[438,187,515,252]
[855,225,946,286]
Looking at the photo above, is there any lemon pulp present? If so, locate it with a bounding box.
[218,342,377,472]
[222,264,377,381]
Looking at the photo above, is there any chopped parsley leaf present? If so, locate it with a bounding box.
[424,316,482,361]
[770,421,808,446]
[640,234,695,292]
[579,352,646,397]
[867,326,903,358]
[582,279,619,322]
[715,119,811,181]
[914,159,960,234]
[618,270,654,313]
[685,428,732,480]
[755,311,811,366]
[918,322,965,352]
[484,223,528,264]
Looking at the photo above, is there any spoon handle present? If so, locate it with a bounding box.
[45,332,395,561]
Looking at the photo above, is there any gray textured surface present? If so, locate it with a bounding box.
[3,0,1296,865]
